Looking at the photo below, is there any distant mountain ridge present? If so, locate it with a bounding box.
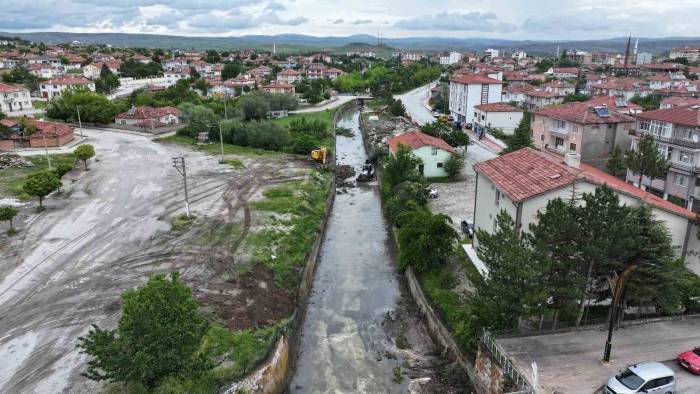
[3,31,700,55]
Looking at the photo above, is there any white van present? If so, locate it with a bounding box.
[605,362,675,394]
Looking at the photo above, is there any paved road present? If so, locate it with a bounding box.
[291,95,364,114]
[0,128,231,393]
[395,82,437,125]
[497,318,700,394]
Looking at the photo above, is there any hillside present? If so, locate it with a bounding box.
[2,31,700,55]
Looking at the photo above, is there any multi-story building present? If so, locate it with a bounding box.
[439,51,462,65]
[448,73,503,124]
[164,68,190,87]
[473,102,524,135]
[669,47,700,62]
[483,48,499,60]
[626,105,700,213]
[0,82,33,114]
[531,101,634,169]
[276,68,302,84]
[39,76,95,98]
[636,52,653,65]
[523,89,565,110]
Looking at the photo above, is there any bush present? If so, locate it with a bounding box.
[444,154,464,179]
[291,134,319,155]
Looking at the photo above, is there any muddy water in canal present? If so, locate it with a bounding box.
[290,109,467,393]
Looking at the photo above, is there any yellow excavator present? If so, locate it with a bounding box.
[310,147,327,164]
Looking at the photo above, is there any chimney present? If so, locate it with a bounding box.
[565,152,581,169]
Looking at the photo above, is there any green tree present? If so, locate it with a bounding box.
[95,73,120,94]
[23,170,62,209]
[46,87,120,123]
[606,145,627,179]
[475,211,545,329]
[443,153,464,180]
[534,59,554,73]
[205,49,221,64]
[396,209,458,273]
[77,272,209,388]
[74,144,96,170]
[502,111,532,154]
[221,62,243,81]
[625,134,670,189]
[630,94,662,111]
[382,144,421,187]
[0,205,18,232]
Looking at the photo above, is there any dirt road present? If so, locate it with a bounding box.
[0,128,236,393]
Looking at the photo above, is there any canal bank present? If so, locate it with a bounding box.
[289,108,467,393]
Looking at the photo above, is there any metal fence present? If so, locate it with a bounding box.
[480,329,534,394]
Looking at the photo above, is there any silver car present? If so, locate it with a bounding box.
[605,362,675,394]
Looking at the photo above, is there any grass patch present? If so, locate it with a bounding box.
[155,323,282,393]
[247,172,331,287]
[392,366,403,383]
[170,213,194,231]
[224,159,244,169]
[32,100,48,109]
[156,135,280,157]
[270,109,335,128]
[0,154,76,199]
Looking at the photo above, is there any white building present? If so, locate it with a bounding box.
[449,73,504,124]
[484,48,500,60]
[670,47,700,62]
[387,131,457,178]
[511,51,527,60]
[472,148,700,275]
[276,68,302,84]
[0,82,33,114]
[39,76,95,98]
[164,68,190,87]
[636,52,652,65]
[473,102,524,135]
[439,51,463,65]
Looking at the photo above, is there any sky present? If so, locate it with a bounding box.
[1,0,699,40]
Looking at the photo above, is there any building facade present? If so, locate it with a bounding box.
[449,73,503,124]
[0,82,33,114]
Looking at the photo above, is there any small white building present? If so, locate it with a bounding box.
[164,68,190,87]
[484,48,500,59]
[472,148,700,275]
[546,67,579,79]
[387,130,457,178]
[449,73,504,124]
[0,82,33,114]
[276,68,302,84]
[439,51,463,65]
[473,102,524,135]
[39,76,95,98]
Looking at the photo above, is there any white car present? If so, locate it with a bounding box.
[605,362,675,394]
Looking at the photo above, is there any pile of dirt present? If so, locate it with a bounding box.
[363,115,414,151]
[335,164,356,180]
[0,154,33,169]
[196,264,296,330]
[335,127,355,137]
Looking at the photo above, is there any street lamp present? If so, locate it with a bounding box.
[602,264,640,363]
[76,105,85,138]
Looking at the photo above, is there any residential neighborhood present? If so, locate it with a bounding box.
[1,3,700,394]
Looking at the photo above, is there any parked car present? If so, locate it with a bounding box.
[461,219,474,238]
[605,362,675,394]
[678,347,700,374]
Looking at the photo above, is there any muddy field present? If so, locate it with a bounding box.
[0,128,318,393]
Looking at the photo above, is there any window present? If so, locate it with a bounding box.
[437,162,443,168]
[572,126,579,134]
[431,147,438,155]
[495,189,501,206]
[555,136,565,148]
[657,145,673,160]
[649,120,671,137]
[679,150,693,164]
[555,119,566,129]
[540,134,544,141]
[683,129,695,140]
[569,143,577,151]
[675,174,687,187]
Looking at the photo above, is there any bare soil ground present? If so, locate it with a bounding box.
[0,128,318,393]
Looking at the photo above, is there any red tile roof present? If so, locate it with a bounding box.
[115,106,181,120]
[635,105,700,127]
[475,148,697,220]
[586,96,642,112]
[660,97,700,108]
[533,101,635,124]
[0,82,28,93]
[21,118,74,137]
[46,76,92,85]
[552,67,579,74]
[388,130,457,154]
[278,69,300,75]
[450,73,503,85]
[474,102,523,112]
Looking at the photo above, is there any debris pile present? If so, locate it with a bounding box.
[334,164,356,180]
[362,115,414,150]
[0,154,33,169]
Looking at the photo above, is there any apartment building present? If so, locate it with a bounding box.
[669,47,700,62]
[39,76,95,98]
[531,101,634,169]
[0,82,33,114]
[626,105,700,213]
[449,73,503,124]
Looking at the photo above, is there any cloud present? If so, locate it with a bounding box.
[331,18,344,24]
[394,12,516,32]
[350,19,372,25]
[265,1,287,12]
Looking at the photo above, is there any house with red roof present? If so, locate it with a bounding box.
[473,102,524,135]
[115,106,182,129]
[1,118,74,150]
[276,68,301,84]
[449,73,504,124]
[545,67,579,79]
[388,130,456,178]
[39,76,95,98]
[626,104,700,213]
[472,148,700,275]
[531,101,635,169]
[0,82,33,115]
[261,81,295,94]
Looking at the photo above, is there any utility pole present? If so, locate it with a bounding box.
[218,122,225,163]
[43,133,52,170]
[602,264,638,363]
[76,106,84,137]
[172,157,190,217]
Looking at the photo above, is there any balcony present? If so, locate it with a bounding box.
[670,161,700,173]
[549,128,569,136]
[632,130,700,149]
